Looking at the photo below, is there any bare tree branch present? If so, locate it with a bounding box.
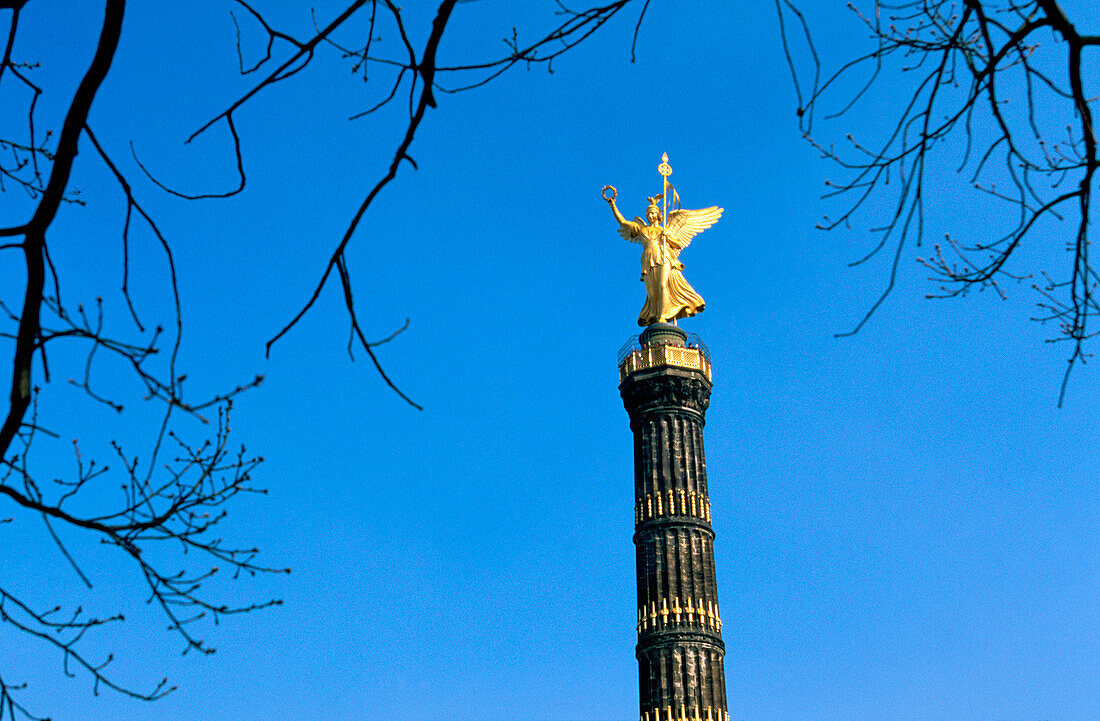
[0,0,648,714]
[779,0,1099,403]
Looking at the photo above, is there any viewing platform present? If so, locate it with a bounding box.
[617,324,711,383]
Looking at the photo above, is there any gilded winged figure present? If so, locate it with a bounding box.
[604,189,723,327]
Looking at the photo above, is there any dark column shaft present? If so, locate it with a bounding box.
[621,326,728,721]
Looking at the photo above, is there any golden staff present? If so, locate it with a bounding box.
[657,152,672,226]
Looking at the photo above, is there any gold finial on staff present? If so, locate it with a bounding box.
[658,152,672,226]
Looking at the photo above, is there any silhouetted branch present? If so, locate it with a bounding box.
[779,0,1098,403]
[1,2,280,715]
[1,0,646,714]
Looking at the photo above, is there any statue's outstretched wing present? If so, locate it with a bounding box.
[666,206,723,252]
[617,217,647,244]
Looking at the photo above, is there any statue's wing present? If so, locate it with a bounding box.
[666,206,723,252]
[617,218,645,244]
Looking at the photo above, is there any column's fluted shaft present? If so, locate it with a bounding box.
[620,326,727,721]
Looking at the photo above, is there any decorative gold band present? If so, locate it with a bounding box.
[636,489,711,525]
[640,705,729,721]
[638,596,722,634]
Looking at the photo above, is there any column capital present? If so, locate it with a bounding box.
[620,367,712,421]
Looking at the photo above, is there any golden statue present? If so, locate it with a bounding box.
[603,154,723,327]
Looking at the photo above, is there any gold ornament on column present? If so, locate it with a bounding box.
[602,153,723,327]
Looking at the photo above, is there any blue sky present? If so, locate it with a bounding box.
[2,1,1098,720]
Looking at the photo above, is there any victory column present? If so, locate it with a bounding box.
[605,155,729,721]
